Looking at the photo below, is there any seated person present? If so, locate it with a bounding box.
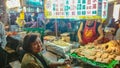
[21,33,70,68]
[77,20,104,45]
[0,17,7,49]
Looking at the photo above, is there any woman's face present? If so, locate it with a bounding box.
[31,37,43,53]
[87,20,94,26]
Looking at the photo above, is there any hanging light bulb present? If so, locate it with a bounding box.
[108,0,115,2]
[23,7,26,12]
[37,7,39,12]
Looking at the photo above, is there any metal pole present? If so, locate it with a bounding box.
[55,19,58,38]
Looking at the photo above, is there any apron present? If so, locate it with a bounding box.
[82,21,98,44]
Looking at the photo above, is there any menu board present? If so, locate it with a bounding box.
[44,0,108,19]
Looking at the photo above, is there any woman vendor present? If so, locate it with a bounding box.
[77,19,104,45]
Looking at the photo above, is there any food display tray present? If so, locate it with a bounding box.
[69,53,119,68]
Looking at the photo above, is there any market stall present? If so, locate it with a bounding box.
[43,0,110,67]
[1,0,120,68]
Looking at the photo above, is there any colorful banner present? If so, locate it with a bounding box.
[44,0,108,19]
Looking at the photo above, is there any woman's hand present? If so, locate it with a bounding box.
[49,59,71,68]
[94,40,98,45]
[79,40,85,45]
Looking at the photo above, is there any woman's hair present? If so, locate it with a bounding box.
[23,34,39,53]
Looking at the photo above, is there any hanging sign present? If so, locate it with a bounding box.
[44,0,108,19]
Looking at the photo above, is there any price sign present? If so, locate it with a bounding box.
[44,0,108,19]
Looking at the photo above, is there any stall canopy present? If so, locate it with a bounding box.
[44,0,108,19]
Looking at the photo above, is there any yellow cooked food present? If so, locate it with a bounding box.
[102,58,112,63]
[53,40,70,46]
[115,56,120,60]
[95,52,102,58]
[101,53,109,59]
[44,36,56,40]
[108,54,115,59]
[87,56,96,60]
[96,58,102,62]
